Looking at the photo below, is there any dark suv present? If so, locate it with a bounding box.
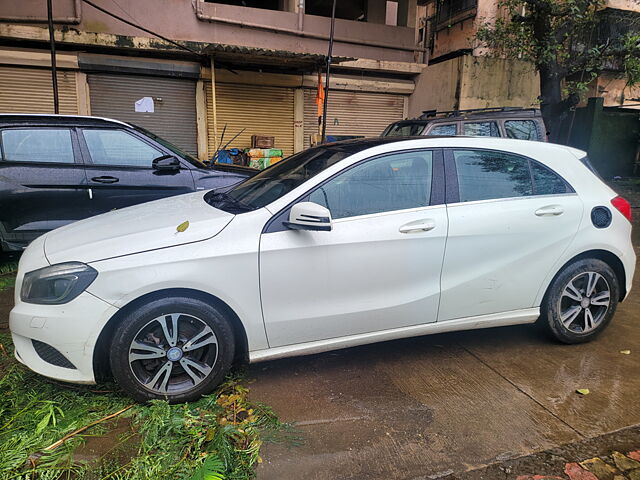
[382,107,548,141]
[0,115,256,251]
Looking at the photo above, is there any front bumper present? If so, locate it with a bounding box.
[9,292,118,384]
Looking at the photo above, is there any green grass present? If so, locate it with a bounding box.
[0,332,298,480]
[0,258,17,293]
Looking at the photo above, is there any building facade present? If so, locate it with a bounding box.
[1,0,636,161]
[0,0,423,160]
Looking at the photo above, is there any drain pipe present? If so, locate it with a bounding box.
[193,0,425,53]
[297,0,304,32]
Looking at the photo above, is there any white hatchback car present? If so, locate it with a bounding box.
[10,137,635,402]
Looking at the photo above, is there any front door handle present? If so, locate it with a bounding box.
[535,205,564,216]
[91,176,119,184]
[399,219,436,234]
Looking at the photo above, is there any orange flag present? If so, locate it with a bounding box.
[316,72,325,119]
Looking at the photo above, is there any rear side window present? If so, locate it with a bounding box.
[463,122,500,137]
[428,124,457,136]
[83,129,162,167]
[505,120,541,141]
[454,150,532,202]
[1,128,74,163]
[383,122,426,137]
[532,163,569,194]
[308,150,433,219]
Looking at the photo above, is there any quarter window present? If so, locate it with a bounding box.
[1,128,74,163]
[532,163,568,194]
[505,120,541,141]
[428,124,457,136]
[463,122,500,137]
[454,150,532,202]
[83,129,162,167]
[308,151,433,219]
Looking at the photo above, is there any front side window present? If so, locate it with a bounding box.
[82,129,162,167]
[505,120,541,141]
[1,128,74,163]
[428,124,457,136]
[308,151,433,219]
[454,150,532,202]
[463,122,501,137]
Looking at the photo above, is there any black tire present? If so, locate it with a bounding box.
[110,296,235,403]
[541,258,619,344]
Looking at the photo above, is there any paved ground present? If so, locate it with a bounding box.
[249,199,640,479]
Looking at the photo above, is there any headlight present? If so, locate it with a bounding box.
[21,262,98,305]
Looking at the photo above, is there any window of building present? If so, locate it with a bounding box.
[462,121,500,137]
[454,150,533,202]
[83,129,162,167]
[308,151,433,219]
[435,0,478,27]
[1,128,74,163]
[504,120,541,141]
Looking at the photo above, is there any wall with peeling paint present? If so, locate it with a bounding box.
[408,56,539,117]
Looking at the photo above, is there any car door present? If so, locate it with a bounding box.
[437,148,583,322]
[0,127,91,248]
[259,149,448,347]
[79,128,195,215]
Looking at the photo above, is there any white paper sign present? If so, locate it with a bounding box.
[134,97,154,113]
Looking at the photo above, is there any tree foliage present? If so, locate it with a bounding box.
[476,0,640,140]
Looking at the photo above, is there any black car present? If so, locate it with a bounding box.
[0,114,256,251]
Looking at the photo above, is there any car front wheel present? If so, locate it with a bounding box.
[110,296,235,403]
[542,258,619,344]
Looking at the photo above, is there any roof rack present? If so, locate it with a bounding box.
[418,106,538,120]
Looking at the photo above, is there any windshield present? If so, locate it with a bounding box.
[382,122,426,137]
[131,124,206,168]
[205,146,352,213]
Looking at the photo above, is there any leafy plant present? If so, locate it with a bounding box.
[0,332,296,480]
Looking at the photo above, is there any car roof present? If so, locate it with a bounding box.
[0,114,131,128]
[320,135,585,160]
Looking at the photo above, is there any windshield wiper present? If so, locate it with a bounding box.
[210,191,253,212]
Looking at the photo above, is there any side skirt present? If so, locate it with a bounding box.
[249,308,540,363]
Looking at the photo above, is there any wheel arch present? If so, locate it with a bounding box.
[542,249,627,305]
[92,288,249,381]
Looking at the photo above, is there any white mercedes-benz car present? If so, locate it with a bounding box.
[10,137,635,402]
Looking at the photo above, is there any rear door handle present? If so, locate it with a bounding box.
[91,176,119,184]
[535,205,564,216]
[399,219,436,234]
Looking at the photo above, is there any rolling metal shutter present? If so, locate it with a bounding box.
[206,82,294,157]
[88,74,197,154]
[303,89,406,148]
[0,67,77,114]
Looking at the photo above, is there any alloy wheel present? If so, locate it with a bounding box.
[558,271,611,334]
[128,313,218,395]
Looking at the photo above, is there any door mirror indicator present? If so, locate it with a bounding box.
[152,155,181,172]
[284,202,332,232]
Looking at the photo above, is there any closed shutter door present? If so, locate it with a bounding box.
[303,89,406,149]
[206,82,294,157]
[0,67,77,114]
[88,74,197,154]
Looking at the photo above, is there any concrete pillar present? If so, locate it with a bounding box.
[367,0,387,24]
[397,0,417,27]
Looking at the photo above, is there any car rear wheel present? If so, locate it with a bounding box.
[542,258,619,344]
[110,296,235,403]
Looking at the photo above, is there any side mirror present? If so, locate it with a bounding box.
[152,155,181,171]
[284,202,332,232]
